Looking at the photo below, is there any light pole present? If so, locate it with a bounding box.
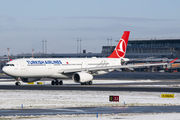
[80,39,81,55]
[32,49,34,58]
[77,39,79,54]
[45,40,47,54]
[0,57,1,71]
[42,40,44,54]
[7,48,10,62]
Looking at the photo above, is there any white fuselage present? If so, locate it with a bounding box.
[3,58,127,79]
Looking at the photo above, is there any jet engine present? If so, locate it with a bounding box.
[72,72,93,83]
[20,78,41,82]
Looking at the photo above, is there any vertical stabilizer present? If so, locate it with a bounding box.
[108,31,130,58]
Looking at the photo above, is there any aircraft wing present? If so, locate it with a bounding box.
[58,58,177,74]
[59,62,168,74]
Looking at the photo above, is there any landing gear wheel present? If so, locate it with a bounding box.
[55,80,59,85]
[15,82,21,86]
[85,82,89,85]
[51,80,63,85]
[59,80,63,85]
[51,80,55,85]
[81,83,85,85]
[81,81,92,85]
[88,81,92,85]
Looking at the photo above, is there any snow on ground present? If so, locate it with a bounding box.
[0,90,180,109]
[1,79,180,119]
[1,113,180,120]
[0,79,180,109]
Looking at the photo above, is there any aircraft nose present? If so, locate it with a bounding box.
[2,66,8,75]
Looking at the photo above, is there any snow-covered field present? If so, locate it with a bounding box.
[0,90,179,109]
[1,113,180,120]
[0,79,180,109]
[0,79,180,119]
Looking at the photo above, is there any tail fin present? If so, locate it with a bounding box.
[170,58,178,63]
[108,31,130,58]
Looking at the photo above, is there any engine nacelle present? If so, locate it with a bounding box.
[20,77,41,82]
[72,72,93,83]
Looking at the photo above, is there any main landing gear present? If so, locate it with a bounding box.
[51,80,63,85]
[81,81,92,85]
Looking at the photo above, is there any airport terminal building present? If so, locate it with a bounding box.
[102,38,180,59]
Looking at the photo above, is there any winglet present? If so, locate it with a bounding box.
[108,31,130,58]
[170,58,178,63]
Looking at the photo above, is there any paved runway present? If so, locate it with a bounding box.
[1,85,180,92]
[1,106,180,116]
[1,72,180,92]
[1,71,180,80]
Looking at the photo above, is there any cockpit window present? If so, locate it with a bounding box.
[6,64,15,66]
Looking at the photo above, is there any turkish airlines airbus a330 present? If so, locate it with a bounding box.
[2,31,177,86]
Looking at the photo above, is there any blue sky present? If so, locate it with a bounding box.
[0,0,180,55]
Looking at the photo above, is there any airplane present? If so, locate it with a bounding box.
[2,31,177,86]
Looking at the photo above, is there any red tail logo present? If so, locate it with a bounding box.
[170,58,178,63]
[108,31,130,58]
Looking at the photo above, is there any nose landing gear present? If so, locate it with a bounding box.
[15,82,21,86]
[15,77,21,86]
